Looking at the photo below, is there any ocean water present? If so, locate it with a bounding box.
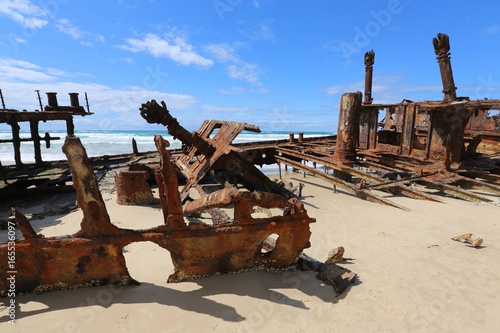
[0,129,332,166]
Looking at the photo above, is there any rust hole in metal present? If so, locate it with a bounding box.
[259,233,279,254]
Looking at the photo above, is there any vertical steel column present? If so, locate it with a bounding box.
[30,120,42,165]
[10,119,22,167]
[433,33,457,102]
[363,50,375,105]
[334,92,362,164]
[46,92,58,107]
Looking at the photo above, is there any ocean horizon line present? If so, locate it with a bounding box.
[0,129,335,165]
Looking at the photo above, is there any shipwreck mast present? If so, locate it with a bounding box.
[363,50,375,105]
[433,33,457,102]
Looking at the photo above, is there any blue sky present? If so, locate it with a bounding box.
[1,0,500,132]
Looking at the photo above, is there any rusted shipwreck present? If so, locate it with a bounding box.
[0,99,355,297]
[1,32,499,298]
[244,33,500,209]
[0,90,91,167]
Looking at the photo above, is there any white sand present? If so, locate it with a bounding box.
[1,170,499,332]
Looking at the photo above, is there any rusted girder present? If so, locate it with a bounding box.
[277,147,443,203]
[418,178,493,203]
[276,155,409,211]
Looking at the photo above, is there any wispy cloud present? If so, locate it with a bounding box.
[204,43,263,86]
[239,20,275,42]
[0,0,49,29]
[55,18,106,46]
[485,24,500,35]
[326,76,443,104]
[0,57,198,129]
[218,87,246,94]
[0,57,56,82]
[119,32,213,68]
[201,105,250,115]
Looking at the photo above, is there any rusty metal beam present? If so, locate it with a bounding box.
[276,155,410,211]
[418,179,493,203]
[451,175,500,196]
[278,147,443,203]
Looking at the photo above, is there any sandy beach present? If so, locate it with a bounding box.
[1,169,499,332]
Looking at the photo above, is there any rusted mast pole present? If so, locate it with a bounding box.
[433,33,457,102]
[432,33,467,169]
[334,92,362,165]
[363,50,375,104]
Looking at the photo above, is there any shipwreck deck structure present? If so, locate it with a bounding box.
[0,90,92,167]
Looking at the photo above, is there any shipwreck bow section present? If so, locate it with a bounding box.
[138,100,316,281]
[1,112,317,294]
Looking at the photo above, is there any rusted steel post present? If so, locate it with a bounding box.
[298,132,304,142]
[334,92,362,164]
[46,92,58,107]
[30,119,42,164]
[289,133,295,143]
[62,136,122,237]
[433,33,457,102]
[154,135,185,228]
[10,120,22,167]
[66,116,75,135]
[132,137,139,155]
[69,92,80,107]
[363,50,375,104]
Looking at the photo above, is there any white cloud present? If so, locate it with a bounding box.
[0,0,49,29]
[227,63,260,84]
[204,44,239,63]
[218,87,246,94]
[55,18,105,47]
[56,18,83,39]
[240,21,275,42]
[326,76,443,104]
[96,35,106,43]
[201,105,249,113]
[485,24,500,36]
[0,57,198,129]
[119,33,213,68]
[0,57,55,82]
[204,43,263,86]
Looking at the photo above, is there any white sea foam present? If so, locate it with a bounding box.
[0,130,331,165]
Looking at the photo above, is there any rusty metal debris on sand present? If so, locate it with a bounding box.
[1,102,355,297]
[1,32,500,299]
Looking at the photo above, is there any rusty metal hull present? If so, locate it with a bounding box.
[1,132,315,295]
